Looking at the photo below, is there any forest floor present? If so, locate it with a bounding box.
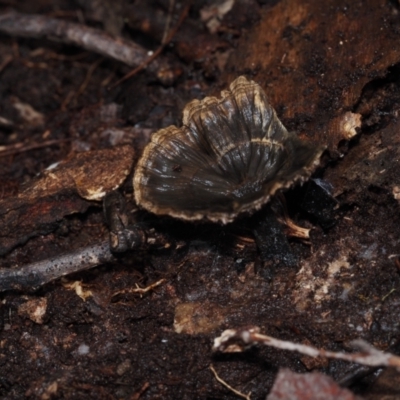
[0,1,400,399]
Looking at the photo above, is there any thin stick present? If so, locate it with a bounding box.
[111,3,190,87]
[0,11,172,78]
[209,365,251,400]
[61,57,104,109]
[0,241,115,292]
[213,327,400,370]
[162,0,176,44]
[0,139,68,158]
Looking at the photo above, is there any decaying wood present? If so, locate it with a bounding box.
[0,145,134,255]
[226,0,400,151]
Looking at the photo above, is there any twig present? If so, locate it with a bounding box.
[0,54,13,75]
[0,138,68,158]
[213,327,400,370]
[75,58,104,98]
[0,11,174,82]
[0,241,115,292]
[162,0,176,44]
[111,3,190,87]
[61,57,104,110]
[381,287,396,302]
[209,365,251,400]
[0,222,173,292]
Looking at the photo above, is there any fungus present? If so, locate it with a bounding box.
[134,76,323,224]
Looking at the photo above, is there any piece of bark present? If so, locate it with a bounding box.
[0,145,134,256]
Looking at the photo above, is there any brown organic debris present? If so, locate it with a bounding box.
[62,280,94,301]
[17,297,48,324]
[174,301,227,334]
[112,278,165,298]
[393,186,400,202]
[10,96,45,128]
[338,112,362,140]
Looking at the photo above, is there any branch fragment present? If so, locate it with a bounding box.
[0,11,177,84]
[0,241,115,292]
[0,224,174,292]
[113,3,189,86]
[213,327,400,370]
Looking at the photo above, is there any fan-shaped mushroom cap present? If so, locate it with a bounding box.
[134,76,323,224]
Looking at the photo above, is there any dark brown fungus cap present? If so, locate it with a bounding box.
[134,76,324,224]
